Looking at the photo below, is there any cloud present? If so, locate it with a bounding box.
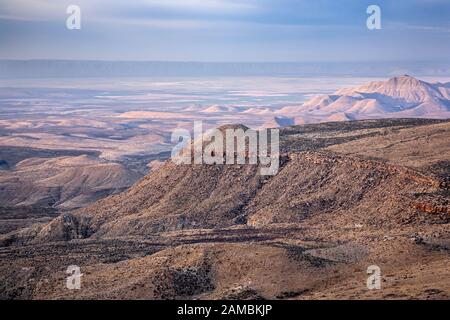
[139,0,258,13]
[0,0,448,61]
[0,0,64,21]
[0,0,260,22]
[386,22,450,34]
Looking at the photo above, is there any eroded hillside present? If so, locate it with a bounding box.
[0,118,449,300]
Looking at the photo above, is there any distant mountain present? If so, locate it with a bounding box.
[279,75,450,122]
[200,105,239,113]
[262,116,295,128]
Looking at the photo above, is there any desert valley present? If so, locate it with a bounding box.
[0,74,449,299]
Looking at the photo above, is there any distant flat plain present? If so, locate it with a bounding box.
[1,76,449,161]
[0,76,375,211]
[0,77,386,160]
[0,76,449,211]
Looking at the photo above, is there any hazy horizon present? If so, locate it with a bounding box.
[2,59,450,78]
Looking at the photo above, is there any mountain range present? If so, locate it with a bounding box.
[279,75,450,123]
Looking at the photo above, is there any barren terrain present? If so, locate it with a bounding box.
[0,118,449,300]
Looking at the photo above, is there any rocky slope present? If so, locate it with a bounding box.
[2,119,448,243]
[0,155,140,210]
[0,118,449,300]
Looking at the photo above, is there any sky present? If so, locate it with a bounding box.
[0,0,449,62]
